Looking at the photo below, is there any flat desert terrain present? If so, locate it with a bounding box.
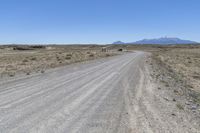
[0,45,200,133]
[0,45,115,78]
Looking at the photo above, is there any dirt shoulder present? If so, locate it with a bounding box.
[148,47,200,132]
[151,47,200,104]
[113,51,200,132]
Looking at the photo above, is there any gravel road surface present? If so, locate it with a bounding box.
[0,52,198,133]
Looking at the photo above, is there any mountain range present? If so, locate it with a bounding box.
[113,37,198,45]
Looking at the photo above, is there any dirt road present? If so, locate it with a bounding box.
[0,52,199,133]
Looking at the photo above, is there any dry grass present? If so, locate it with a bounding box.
[0,45,116,77]
[152,47,200,92]
[151,46,200,104]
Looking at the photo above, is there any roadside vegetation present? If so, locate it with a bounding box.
[0,45,116,78]
[150,45,200,114]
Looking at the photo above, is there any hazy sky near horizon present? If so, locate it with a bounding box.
[0,0,199,44]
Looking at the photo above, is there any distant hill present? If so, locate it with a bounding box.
[113,37,198,45]
[112,41,126,44]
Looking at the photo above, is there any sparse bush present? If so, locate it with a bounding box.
[165,83,169,87]
[66,54,72,57]
[26,72,30,75]
[118,49,123,51]
[65,56,71,60]
[41,70,45,73]
[8,72,15,77]
[13,46,33,50]
[193,75,200,79]
[30,45,46,49]
[30,57,37,61]
[106,54,110,57]
[176,103,184,110]
[89,54,94,57]
[56,56,61,61]
[22,59,29,63]
[195,96,200,104]
[174,89,179,93]
[20,62,26,65]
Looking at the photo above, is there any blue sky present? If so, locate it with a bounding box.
[0,0,199,44]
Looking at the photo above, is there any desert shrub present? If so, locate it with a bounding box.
[22,59,29,62]
[56,56,62,61]
[65,56,71,60]
[193,75,200,79]
[89,54,94,57]
[66,53,72,57]
[30,57,37,61]
[30,45,46,49]
[176,103,184,110]
[118,49,123,51]
[26,72,30,75]
[106,54,110,57]
[41,70,45,73]
[8,72,15,77]
[13,46,33,50]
